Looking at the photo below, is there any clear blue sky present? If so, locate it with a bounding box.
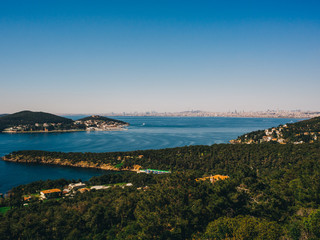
[1,0,319,114]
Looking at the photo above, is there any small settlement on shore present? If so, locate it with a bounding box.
[0,172,231,207]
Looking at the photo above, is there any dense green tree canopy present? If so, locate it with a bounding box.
[1,142,320,239]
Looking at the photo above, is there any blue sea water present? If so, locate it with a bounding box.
[0,116,301,193]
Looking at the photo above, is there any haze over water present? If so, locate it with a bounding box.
[0,116,301,193]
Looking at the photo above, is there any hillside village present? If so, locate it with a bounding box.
[230,117,320,144]
[22,182,134,204]
[3,122,70,132]
[74,115,129,131]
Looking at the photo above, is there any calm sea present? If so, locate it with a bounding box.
[0,116,301,193]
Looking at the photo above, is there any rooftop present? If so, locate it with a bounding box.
[41,189,61,194]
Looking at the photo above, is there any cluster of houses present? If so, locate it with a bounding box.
[232,122,320,145]
[23,182,134,202]
[74,116,127,131]
[231,125,288,144]
[261,127,287,144]
[21,172,226,204]
[21,168,171,203]
[3,122,65,132]
[293,132,319,144]
[263,126,319,144]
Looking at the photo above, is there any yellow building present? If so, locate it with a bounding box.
[196,175,229,183]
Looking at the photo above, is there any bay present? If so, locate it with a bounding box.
[0,116,301,193]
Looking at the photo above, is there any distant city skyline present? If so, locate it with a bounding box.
[64,109,320,119]
[2,109,319,120]
[1,1,320,113]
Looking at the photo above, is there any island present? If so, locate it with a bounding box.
[0,110,129,133]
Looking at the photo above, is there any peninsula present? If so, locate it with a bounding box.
[0,110,129,133]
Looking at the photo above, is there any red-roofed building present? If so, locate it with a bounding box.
[40,189,62,199]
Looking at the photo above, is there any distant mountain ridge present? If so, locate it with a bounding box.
[230,116,320,144]
[0,111,128,132]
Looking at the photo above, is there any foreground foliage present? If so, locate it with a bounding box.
[1,143,320,239]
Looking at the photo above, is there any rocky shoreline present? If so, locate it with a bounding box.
[1,155,133,172]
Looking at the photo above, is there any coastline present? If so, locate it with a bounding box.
[1,155,135,172]
[0,117,303,194]
[2,127,128,134]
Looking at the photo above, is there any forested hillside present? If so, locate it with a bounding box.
[0,111,74,131]
[1,143,320,239]
[231,116,320,144]
[4,143,320,174]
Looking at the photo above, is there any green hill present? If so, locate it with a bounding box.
[231,116,320,144]
[0,110,74,132]
[78,115,128,125]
